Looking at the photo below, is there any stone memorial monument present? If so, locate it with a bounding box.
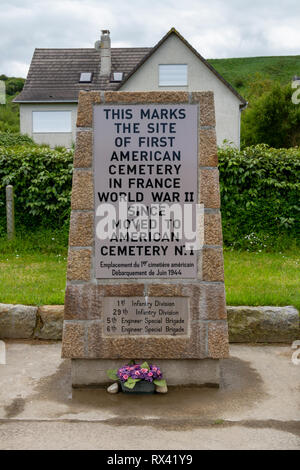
[62,91,229,387]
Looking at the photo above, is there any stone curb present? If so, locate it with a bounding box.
[0,303,299,343]
[227,306,299,343]
[0,303,63,341]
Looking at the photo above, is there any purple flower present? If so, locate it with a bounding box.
[117,362,163,383]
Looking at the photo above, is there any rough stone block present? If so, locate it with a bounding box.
[62,321,85,358]
[207,321,229,358]
[0,304,37,339]
[191,91,216,127]
[204,211,223,246]
[148,284,183,297]
[102,284,145,296]
[199,169,220,209]
[180,283,227,321]
[200,283,227,320]
[69,211,93,247]
[74,131,93,168]
[67,249,92,281]
[35,305,64,340]
[228,306,300,343]
[179,284,200,320]
[64,284,104,320]
[76,91,101,127]
[202,248,224,282]
[199,129,218,166]
[71,170,94,211]
[104,91,189,104]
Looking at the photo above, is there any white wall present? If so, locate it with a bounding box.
[20,103,77,148]
[120,34,242,147]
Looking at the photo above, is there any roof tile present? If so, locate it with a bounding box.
[15,47,151,102]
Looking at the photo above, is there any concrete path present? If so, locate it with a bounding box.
[0,341,299,450]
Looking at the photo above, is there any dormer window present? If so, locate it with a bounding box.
[159,64,188,86]
[111,72,124,82]
[79,72,93,83]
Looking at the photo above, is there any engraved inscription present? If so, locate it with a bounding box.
[94,104,198,279]
[103,297,189,336]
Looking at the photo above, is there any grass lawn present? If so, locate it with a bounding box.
[0,245,299,309]
[0,253,67,305]
[224,250,300,310]
[0,230,68,305]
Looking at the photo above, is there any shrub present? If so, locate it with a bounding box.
[234,78,244,89]
[246,73,274,99]
[241,83,300,148]
[0,96,20,133]
[0,132,35,147]
[5,78,25,96]
[0,146,73,228]
[219,144,300,249]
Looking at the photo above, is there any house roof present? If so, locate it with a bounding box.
[14,28,246,105]
[14,47,151,102]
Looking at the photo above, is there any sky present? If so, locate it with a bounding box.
[1,0,300,77]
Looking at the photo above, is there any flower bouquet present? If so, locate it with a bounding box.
[107,361,166,394]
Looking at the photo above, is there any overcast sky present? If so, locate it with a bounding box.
[1,0,300,77]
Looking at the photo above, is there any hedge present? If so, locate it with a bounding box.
[0,145,73,229]
[219,144,300,248]
[0,143,299,248]
[0,132,35,147]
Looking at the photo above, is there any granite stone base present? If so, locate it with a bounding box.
[71,358,220,388]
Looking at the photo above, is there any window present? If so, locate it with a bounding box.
[32,111,72,133]
[111,72,123,82]
[159,64,188,86]
[79,72,93,83]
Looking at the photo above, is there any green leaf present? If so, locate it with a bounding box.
[106,368,118,381]
[140,361,149,370]
[123,381,136,389]
[123,378,141,389]
[153,379,167,387]
[127,377,141,384]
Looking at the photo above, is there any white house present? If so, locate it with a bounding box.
[15,28,247,148]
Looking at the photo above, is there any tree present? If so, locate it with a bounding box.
[5,78,25,96]
[241,83,300,148]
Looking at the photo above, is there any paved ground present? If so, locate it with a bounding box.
[0,341,299,450]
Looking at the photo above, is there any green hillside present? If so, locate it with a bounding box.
[208,55,300,99]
